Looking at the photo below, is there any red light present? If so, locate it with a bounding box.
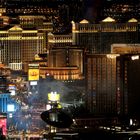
[0,118,7,135]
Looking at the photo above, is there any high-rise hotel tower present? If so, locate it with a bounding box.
[0,25,46,70]
[74,17,140,116]
[72,17,139,54]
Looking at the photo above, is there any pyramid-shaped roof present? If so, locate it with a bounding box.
[80,19,89,24]
[128,18,138,22]
[9,25,23,31]
[48,32,54,36]
[102,17,115,22]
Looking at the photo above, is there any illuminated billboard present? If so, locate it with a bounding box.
[48,92,60,102]
[0,117,7,136]
[111,44,140,54]
[30,81,37,85]
[7,104,15,112]
[8,84,16,90]
[28,69,39,81]
[8,84,16,96]
[28,63,39,81]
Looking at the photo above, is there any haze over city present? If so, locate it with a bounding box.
[0,0,140,139]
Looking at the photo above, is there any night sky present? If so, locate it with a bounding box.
[84,0,103,21]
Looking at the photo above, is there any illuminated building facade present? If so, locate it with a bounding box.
[0,93,10,113]
[111,44,140,54]
[48,48,83,75]
[85,54,118,115]
[0,8,6,17]
[29,51,83,80]
[0,15,9,28]
[0,25,46,70]
[48,33,72,49]
[19,15,53,32]
[72,17,139,54]
[5,0,59,17]
[102,0,140,22]
[5,0,84,33]
[40,67,80,80]
[47,33,84,78]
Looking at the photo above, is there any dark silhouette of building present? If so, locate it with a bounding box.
[116,54,140,119]
[85,54,118,116]
[0,76,8,93]
[85,52,140,123]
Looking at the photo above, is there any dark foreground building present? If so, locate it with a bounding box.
[116,54,140,119]
[85,53,140,125]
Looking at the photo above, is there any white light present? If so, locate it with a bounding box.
[131,55,139,60]
[130,119,133,125]
[107,54,120,59]
[46,73,50,76]
[10,90,16,96]
[9,113,13,118]
[7,104,15,112]
[46,104,51,110]
[30,81,37,85]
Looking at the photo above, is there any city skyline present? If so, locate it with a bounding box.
[0,0,140,139]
